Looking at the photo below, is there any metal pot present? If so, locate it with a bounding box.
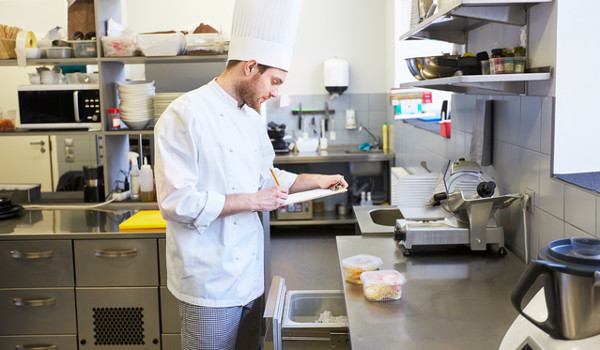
[405,55,481,80]
[511,238,600,340]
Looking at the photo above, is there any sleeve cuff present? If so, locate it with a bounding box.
[189,191,226,234]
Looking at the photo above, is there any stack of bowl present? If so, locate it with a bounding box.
[154,92,183,119]
[117,80,156,129]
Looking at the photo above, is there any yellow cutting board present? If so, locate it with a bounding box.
[119,210,166,232]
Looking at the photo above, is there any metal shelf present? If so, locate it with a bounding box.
[0,55,228,67]
[0,57,99,66]
[398,71,551,94]
[400,0,553,44]
[270,211,356,226]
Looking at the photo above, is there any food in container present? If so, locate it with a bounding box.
[490,57,504,74]
[341,254,383,284]
[514,56,526,73]
[186,42,221,56]
[503,57,515,73]
[70,40,97,58]
[360,270,406,301]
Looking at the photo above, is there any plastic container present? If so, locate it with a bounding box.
[101,36,137,57]
[127,152,140,200]
[503,57,515,73]
[46,47,73,58]
[185,33,220,46]
[360,270,406,301]
[341,254,383,284]
[24,48,42,59]
[109,108,120,129]
[70,40,97,58]
[490,57,504,74]
[481,59,490,75]
[138,33,185,57]
[140,157,155,202]
[186,42,221,55]
[514,57,526,73]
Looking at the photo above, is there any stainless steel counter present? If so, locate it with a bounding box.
[336,236,526,349]
[0,209,163,239]
[274,145,394,165]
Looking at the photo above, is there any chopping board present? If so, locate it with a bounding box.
[119,210,166,232]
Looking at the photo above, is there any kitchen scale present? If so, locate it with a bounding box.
[500,287,600,349]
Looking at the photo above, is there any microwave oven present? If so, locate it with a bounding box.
[17,84,101,130]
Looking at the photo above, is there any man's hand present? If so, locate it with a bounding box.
[253,186,289,211]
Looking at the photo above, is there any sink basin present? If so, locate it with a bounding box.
[369,208,403,226]
[345,149,384,154]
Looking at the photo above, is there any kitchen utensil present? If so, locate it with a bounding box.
[0,197,23,220]
[405,57,424,80]
[406,55,481,80]
[511,238,600,340]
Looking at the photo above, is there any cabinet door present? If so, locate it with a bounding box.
[159,286,180,334]
[74,239,158,287]
[0,136,54,192]
[0,240,74,288]
[0,288,76,335]
[0,335,78,350]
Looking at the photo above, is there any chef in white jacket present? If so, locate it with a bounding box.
[154,0,348,349]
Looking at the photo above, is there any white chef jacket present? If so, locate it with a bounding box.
[154,79,297,307]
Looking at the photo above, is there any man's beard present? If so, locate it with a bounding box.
[237,74,263,109]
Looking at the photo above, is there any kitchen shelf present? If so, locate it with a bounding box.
[104,129,155,136]
[0,130,102,136]
[400,0,553,44]
[0,57,99,66]
[399,71,551,94]
[269,211,356,226]
[99,55,228,64]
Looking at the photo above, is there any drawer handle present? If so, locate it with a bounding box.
[94,248,138,258]
[10,250,53,259]
[16,345,58,350]
[13,297,56,307]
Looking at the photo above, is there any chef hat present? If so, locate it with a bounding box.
[228,0,302,72]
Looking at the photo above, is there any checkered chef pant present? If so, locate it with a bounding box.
[178,295,263,350]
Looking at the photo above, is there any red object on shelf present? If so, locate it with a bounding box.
[440,120,451,138]
[422,91,432,104]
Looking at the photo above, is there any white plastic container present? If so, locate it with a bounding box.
[137,32,185,57]
[341,254,383,284]
[127,152,140,200]
[360,270,406,301]
[139,157,155,202]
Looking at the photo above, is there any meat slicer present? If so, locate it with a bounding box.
[393,159,521,255]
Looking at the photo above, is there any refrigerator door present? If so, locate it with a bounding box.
[262,276,286,350]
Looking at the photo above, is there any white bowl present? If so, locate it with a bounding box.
[122,119,151,130]
[295,138,319,153]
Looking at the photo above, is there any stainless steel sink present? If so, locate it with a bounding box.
[345,149,384,154]
[369,208,403,226]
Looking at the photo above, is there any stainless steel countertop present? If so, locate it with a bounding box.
[0,209,164,239]
[274,145,394,164]
[336,236,526,349]
[352,205,397,235]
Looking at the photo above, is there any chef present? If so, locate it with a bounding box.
[153,0,348,349]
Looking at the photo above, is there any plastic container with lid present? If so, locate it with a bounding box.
[360,270,406,301]
[341,254,383,284]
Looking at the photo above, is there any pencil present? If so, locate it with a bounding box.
[270,168,280,186]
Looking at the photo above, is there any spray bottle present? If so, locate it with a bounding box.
[140,157,155,202]
[126,152,140,200]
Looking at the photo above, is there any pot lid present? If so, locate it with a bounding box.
[540,238,600,273]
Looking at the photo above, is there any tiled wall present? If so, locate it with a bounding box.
[265,93,393,147]
[393,94,599,262]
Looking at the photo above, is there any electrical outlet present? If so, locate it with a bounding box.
[524,188,535,213]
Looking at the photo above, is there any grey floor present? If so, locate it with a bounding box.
[269,225,355,291]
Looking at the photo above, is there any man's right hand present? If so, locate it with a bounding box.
[254,186,289,211]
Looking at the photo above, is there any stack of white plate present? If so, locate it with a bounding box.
[154,93,184,118]
[117,80,156,129]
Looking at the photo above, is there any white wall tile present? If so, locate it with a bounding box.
[540,96,554,155]
[564,184,596,234]
[565,223,595,240]
[493,96,521,145]
[538,154,564,219]
[538,209,565,250]
[519,96,542,151]
[519,149,541,195]
[493,141,520,193]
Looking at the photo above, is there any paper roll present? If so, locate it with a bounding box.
[16,31,37,66]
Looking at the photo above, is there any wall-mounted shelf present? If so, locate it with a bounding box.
[0,57,99,67]
[400,0,553,44]
[0,55,228,67]
[399,70,551,94]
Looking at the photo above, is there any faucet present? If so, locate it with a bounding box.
[358,125,380,148]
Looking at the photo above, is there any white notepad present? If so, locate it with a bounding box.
[283,188,347,205]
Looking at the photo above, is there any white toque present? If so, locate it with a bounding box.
[228,0,302,72]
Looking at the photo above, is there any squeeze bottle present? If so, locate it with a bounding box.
[127,152,140,200]
[140,157,155,202]
[382,122,389,151]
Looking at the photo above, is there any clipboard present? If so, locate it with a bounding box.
[283,188,347,205]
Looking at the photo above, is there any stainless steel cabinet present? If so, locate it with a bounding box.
[74,239,158,286]
[0,335,78,350]
[0,240,74,288]
[0,288,76,335]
